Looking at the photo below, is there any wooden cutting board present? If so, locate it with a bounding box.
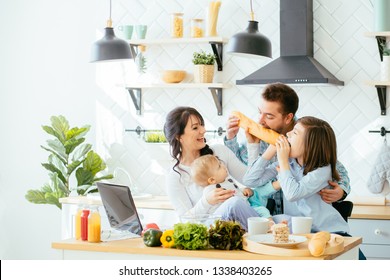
[243,234,344,257]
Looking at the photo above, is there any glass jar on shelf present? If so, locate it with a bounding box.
[171,13,184,38]
[191,19,204,38]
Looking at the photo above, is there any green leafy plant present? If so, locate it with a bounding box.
[25,116,113,209]
[208,220,245,250]
[192,51,216,65]
[380,41,390,56]
[173,222,209,250]
[144,131,167,143]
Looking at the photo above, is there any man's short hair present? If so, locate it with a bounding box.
[262,83,299,116]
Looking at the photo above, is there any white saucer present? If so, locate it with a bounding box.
[246,234,307,248]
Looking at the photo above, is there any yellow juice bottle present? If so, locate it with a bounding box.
[74,205,83,240]
[87,206,101,243]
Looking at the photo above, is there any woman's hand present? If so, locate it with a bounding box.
[206,187,235,205]
[275,135,290,171]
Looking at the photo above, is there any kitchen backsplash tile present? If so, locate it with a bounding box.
[96,0,390,199]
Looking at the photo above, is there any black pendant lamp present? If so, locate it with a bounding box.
[90,0,132,63]
[226,0,272,58]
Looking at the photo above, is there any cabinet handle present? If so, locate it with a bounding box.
[374,229,381,235]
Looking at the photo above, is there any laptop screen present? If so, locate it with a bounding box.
[97,182,143,235]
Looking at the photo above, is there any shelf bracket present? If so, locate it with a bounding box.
[127,88,142,115]
[375,85,387,116]
[129,44,139,60]
[375,36,386,62]
[209,87,223,116]
[209,41,223,71]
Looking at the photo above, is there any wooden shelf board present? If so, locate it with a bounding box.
[365,32,390,37]
[121,83,231,89]
[128,37,228,45]
[365,80,390,86]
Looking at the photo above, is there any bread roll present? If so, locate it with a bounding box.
[231,111,280,145]
[308,231,331,257]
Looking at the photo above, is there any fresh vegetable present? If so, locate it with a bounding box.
[160,229,175,248]
[141,223,160,236]
[143,228,163,247]
[173,223,209,250]
[208,220,245,250]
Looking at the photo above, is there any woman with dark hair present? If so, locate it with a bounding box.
[163,106,259,230]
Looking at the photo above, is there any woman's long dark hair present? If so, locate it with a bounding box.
[163,107,213,175]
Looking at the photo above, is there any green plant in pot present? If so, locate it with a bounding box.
[25,116,113,209]
[144,131,167,143]
[380,41,390,81]
[192,50,216,83]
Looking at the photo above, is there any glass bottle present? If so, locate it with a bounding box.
[171,13,184,38]
[88,206,101,243]
[191,19,204,38]
[80,208,90,241]
[74,205,83,240]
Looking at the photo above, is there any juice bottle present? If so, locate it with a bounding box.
[74,205,83,240]
[88,206,101,243]
[80,208,90,241]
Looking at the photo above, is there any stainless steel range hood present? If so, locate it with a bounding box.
[237,0,344,86]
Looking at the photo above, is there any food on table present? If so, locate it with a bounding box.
[160,229,175,248]
[308,231,331,256]
[231,111,280,145]
[143,228,163,247]
[141,223,160,236]
[272,223,289,243]
[208,220,245,250]
[173,222,209,250]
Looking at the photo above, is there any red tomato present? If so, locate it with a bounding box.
[141,223,160,236]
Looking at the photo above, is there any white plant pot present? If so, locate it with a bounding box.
[380,56,390,81]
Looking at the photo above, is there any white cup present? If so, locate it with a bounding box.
[247,217,269,235]
[291,216,313,234]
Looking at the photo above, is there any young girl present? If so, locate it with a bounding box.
[243,116,349,234]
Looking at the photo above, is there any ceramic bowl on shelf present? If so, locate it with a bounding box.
[161,70,186,83]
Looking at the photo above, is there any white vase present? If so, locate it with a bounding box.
[380,56,390,81]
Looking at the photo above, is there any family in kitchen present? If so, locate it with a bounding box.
[163,82,366,260]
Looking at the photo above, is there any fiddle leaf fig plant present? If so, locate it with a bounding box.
[25,116,113,209]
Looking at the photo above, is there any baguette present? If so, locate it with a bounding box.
[308,231,331,257]
[231,111,280,145]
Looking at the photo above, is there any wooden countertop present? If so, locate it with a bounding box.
[350,205,390,220]
[52,236,361,260]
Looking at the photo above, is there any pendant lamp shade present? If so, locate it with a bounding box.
[226,20,272,59]
[90,0,132,63]
[90,27,132,62]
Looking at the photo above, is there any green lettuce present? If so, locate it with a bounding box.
[173,223,209,250]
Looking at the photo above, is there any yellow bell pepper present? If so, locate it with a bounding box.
[160,229,175,248]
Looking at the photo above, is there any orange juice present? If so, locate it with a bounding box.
[74,206,83,240]
[88,206,101,243]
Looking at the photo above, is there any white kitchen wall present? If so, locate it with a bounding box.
[0,0,389,259]
[99,0,390,200]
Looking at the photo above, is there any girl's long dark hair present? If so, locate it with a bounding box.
[163,107,213,175]
[299,116,340,181]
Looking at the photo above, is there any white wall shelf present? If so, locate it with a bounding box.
[128,37,228,71]
[365,32,390,115]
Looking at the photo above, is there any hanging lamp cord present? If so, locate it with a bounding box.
[107,0,113,27]
[249,0,255,21]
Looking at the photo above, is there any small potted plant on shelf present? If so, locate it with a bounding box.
[192,50,216,83]
[380,41,390,81]
[25,116,113,209]
[143,131,169,160]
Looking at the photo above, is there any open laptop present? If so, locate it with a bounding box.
[96,182,144,241]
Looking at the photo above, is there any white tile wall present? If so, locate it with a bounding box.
[96,0,390,201]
